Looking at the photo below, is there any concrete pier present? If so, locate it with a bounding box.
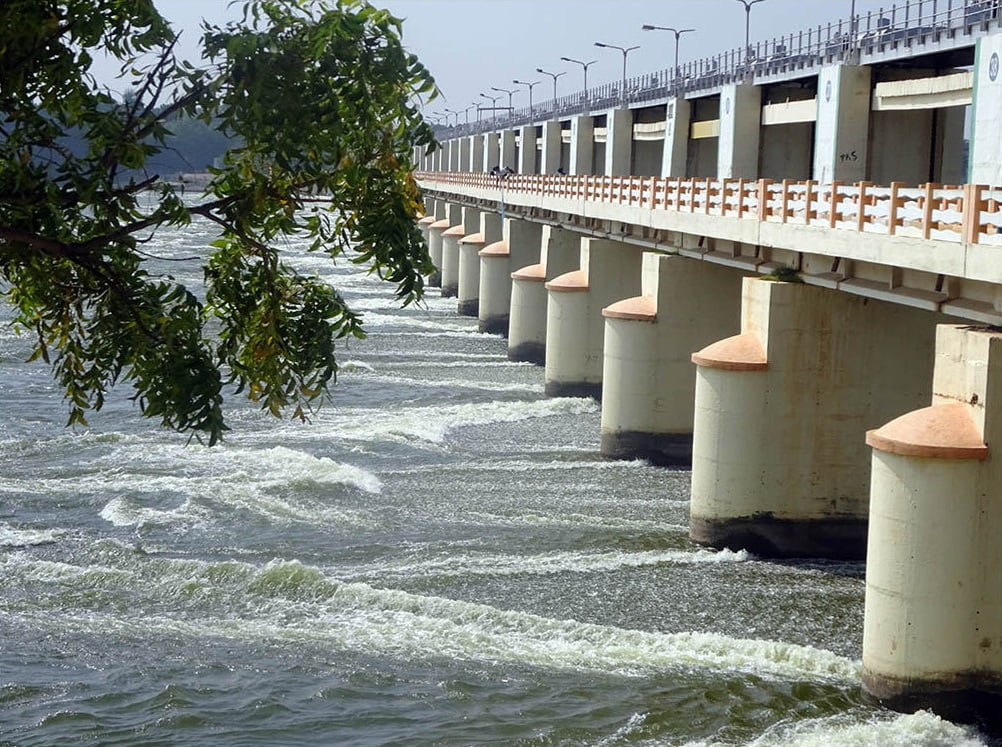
[458,230,485,316]
[478,218,542,336]
[426,205,451,289]
[508,226,581,364]
[690,278,940,558]
[440,224,464,298]
[600,254,743,466]
[862,324,1002,728]
[544,238,644,399]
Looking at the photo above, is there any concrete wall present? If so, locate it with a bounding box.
[759,122,814,181]
[970,32,1002,184]
[814,64,871,184]
[690,278,942,558]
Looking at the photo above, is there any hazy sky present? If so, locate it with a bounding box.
[101,0,904,109]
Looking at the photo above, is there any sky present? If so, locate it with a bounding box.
[98,0,905,111]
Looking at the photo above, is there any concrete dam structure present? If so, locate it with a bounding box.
[414,0,1002,732]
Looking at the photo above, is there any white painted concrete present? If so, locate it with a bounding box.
[662,98,691,177]
[718,83,761,179]
[544,238,645,398]
[600,254,744,464]
[690,277,940,557]
[814,64,871,184]
[971,32,1002,185]
[605,108,633,176]
[863,325,1002,714]
[508,226,584,364]
[570,115,595,175]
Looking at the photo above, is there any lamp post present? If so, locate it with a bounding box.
[479,92,501,126]
[594,42,640,107]
[535,67,566,116]
[444,107,460,129]
[559,56,597,111]
[641,24,694,87]
[464,104,477,125]
[490,86,516,122]
[734,0,767,65]
[513,79,540,120]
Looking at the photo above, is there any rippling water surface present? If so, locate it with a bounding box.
[0,215,990,745]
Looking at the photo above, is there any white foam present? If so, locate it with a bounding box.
[340,546,749,582]
[738,708,987,747]
[81,445,382,528]
[7,554,859,684]
[0,524,65,547]
[241,396,601,448]
[341,370,544,394]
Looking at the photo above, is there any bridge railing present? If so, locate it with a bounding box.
[436,0,1001,139]
[417,171,1002,246]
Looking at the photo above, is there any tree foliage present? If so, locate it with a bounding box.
[0,0,438,443]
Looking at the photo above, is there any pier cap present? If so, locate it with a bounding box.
[866,403,988,460]
[691,334,768,371]
[480,240,509,257]
[603,296,657,321]
[545,269,588,292]
[512,263,546,281]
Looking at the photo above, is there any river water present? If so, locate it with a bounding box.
[0,215,990,745]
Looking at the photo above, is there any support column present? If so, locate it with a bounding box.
[605,108,633,176]
[478,218,542,336]
[544,239,644,398]
[483,132,500,171]
[814,64,871,183]
[509,226,582,364]
[456,207,483,315]
[718,83,761,178]
[518,125,537,174]
[541,120,562,174]
[862,325,1002,727]
[426,199,450,288]
[500,129,516,170]
[970,33,1002,184]
[470,135,485,174]
[459,137,471,171]
[570,115,594,175]
[439,203,465,298]
[662,97,691,177]
[601,255,743,466]
[690,278,939,558]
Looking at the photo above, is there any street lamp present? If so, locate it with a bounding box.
[513,79,540,120]
[464,104,477,125]
[734,0,767,65]
[535,67,566,116]
[444,107,460,128]
[490,86,516,121]
[479,92,501,126]
[594,42,640,107]
[559,56,597,109]
[641,25,694,79]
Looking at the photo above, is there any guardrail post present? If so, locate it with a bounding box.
[757,178,774,221]
[888,182,903,236]
[804,179,816,223]
[921,183,937,240]
[735,178,748,218]
[963,183,986,245]
[856,181,871,232]
[829,181,843,228]
[780,179,792,223]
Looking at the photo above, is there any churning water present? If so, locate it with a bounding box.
[0,212,990,745]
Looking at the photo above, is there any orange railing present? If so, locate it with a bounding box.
[416,172,1002,246]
